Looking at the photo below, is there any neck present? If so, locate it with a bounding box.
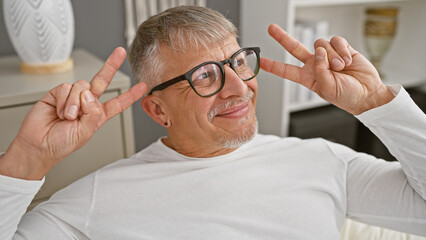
[161,136,238,158]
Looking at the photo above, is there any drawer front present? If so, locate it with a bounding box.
[0,104,33,152]
[0,91,125,204]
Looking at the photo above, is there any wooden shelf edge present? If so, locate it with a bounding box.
[289,98,330,112]
[288,77,426,113]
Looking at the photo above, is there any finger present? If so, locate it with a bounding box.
[313,47,334,94]
[50,83,72,120]
[260,57,303,84]
[79,90,103,140]
[268,24,313,63]
[64,80,91,120]
[314,38,345,71]
[90,47,127,98]
[103,82,148,121]
[330,36,352,66]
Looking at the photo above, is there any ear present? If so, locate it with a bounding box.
[142,96,170,126]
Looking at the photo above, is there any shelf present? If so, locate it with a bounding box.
[287,0,426,113]
[241,0,426,136]
[382,65,426,88]
[288,65,426,112]
[0,49,130,108]
[293,0,417,7]
[290,98,329,112]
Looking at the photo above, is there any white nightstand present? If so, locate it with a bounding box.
[0,49,136,209]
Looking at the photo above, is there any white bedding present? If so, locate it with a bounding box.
[341,219,426,240]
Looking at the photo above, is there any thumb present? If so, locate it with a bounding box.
[79,90,103,138]
[313,47,333,87]
[314,47,329,73]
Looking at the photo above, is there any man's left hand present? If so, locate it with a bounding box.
[260,24,395,115]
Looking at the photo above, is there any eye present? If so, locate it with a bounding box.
[192,64,220,87]
[198,72,211,80]
[193,71,216,86]
[235,57,246,67]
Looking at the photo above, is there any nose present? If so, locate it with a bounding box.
[218,65,248,99]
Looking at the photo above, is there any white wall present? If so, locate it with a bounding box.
[0,0,240,152]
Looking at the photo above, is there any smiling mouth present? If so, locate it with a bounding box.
[216,102,250,119]
[207,89,255,122]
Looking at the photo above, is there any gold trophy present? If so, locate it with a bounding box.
[364,7,398,80]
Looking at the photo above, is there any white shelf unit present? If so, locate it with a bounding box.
[241,0,426,136]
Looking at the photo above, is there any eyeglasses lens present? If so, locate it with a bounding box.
[234,49,258,80]
[190,49,258,97]
[191,64,223,96]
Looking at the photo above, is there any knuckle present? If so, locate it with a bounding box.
[92,107,102,117]
[314,38,328,48]
[330,35,345,44]
[60,83,72,89]
[93,73,103,84]
[75,80,91,88]
[330,35,339,41]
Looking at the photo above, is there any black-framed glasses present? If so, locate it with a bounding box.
[148,47,260,97]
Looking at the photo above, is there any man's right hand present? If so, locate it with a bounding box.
[0,47,147,180]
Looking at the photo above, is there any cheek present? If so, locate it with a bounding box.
[179,96,216,126]
[195,100,216,122]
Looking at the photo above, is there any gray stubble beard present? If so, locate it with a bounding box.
[216,116,258,149]
[209,89,258,149]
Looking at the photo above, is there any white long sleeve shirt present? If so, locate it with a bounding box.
[1,85,426,240]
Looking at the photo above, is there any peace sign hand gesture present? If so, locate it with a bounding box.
[260,24,394,115]
[0,47,147,180]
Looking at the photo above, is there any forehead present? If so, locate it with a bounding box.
[159,37,241,81]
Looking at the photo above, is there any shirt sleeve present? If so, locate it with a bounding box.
[0,152,94,240]
[0,152,45,239]
[331,85,426,237]
[355,85,426,200]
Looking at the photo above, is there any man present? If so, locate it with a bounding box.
[0,5,425,240]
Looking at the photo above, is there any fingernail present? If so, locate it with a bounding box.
[59,110,64,119]
[67,105,78,118]
[84,91,95,103]
[332,58,344,69]
[343,56,351,65]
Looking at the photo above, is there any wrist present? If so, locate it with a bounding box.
[0,138,50,180]
[353,85,395,115]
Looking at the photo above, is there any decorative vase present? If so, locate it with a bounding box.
[3,0,75,74]
[364,7,398,80]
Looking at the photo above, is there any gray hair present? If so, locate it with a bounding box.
[128,5,238,91]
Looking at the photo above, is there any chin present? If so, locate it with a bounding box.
[215,116,258,149]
